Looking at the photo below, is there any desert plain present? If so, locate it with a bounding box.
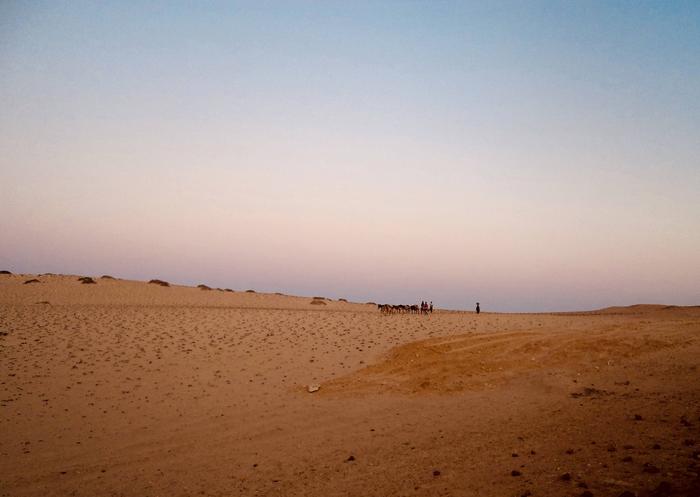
[1,273,699,497]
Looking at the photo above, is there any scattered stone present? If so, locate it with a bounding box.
[432,470,440,477]
[346,455,355,462]
[634,414,643,421]
[511,470,521,476]
[307,384,320,393]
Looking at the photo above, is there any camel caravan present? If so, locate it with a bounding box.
[378,300,433,315]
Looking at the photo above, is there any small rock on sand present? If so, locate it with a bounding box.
[307,384,320,393]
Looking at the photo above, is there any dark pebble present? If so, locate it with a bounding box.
[346,455,355,462]
[634,414,643,421]
[622,456,633,462]
[511,470,521,476]
[651,481,674,497]
[566,449,575,454]
[560,472,572,481]
[433,470,441,477]
[581,491,594,497]
[652,443,661,450]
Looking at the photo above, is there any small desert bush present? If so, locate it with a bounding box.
[339,298,348,302]
[78,276,96,284]
[197,284,212,291]
[148,279,170,287]
[0,270,11,275]
[365,302,376,305]
[245,289,256,293]
[24,279,40,284]
[100,275,115,280]
[224,288,234,292]
[310,299,327,306]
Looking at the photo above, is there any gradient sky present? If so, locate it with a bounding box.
[2,1,699,311]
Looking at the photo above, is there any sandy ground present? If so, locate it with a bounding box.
[1,273,699,497]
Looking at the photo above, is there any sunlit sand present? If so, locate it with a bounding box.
[1,273,698,496]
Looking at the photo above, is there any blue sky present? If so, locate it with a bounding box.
[2,1,699,311]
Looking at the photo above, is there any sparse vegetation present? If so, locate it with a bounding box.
[339,298,348,302]
[313,296,327,300]
[310,299,327,305]
[197,284,212,291]
[245,289,256,293]
[0,270,11,275]
[224,288,234,292]
[78,276,97,284]
[24,279,40,284]
[366,302,376,305]
[148,279,170,287]
[100,275,115,280]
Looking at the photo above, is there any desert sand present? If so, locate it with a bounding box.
[1,273,698,497]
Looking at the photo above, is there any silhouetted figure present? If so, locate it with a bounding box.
[476,302,480,314]
[429,301,433,313]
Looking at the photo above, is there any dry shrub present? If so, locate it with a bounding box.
[78,276,96,284]
[149,279,170,287]
[310,299,327,305]
[224,288,234,292]
[339,298,348,302]
[0,270,11,275]
[365,302,376,305]
[24,279,40,284]
[313,296,327,300]
[245,289,256,293]
[197,284,212,291]
[100,275,115,280]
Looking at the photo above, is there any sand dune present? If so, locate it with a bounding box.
[1,274,699,496]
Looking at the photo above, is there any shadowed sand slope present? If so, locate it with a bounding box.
[1,274,699,497]
[323,310,700,394]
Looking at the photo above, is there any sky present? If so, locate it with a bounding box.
[1,1,699,311]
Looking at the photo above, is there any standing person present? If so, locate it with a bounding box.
[429,301,433,314]
[476,302,480,314]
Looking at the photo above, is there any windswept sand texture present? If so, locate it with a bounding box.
[1,274,699,496]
